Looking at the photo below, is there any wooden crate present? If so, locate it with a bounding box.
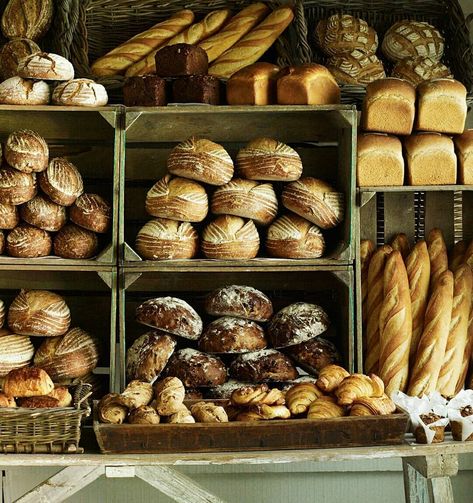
[121,105,356,268]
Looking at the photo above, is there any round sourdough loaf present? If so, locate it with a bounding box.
[391,57,453,86]
[3,367,54,397]
[0,38,40,80]
[53,224,98,259]
[202,215,260,260]
[0,166,37,205]
[20,195,66,232]
[135,218,198,260]
[70,193,111,233]
[8,289,71,337]
[210,178,278,225]
[33,327,100,380]
[6,223,52,257]
[284,336,340,375]
[282,177,344,230]
[52,79,108,107]
[136,296,202,340]
[167,137,234,186]
[0,76,50,105]
[327,51,385,85]
[39,157,83,206]
[18,52,74,81]
[204,284,273,321]
[266,213,325,259]
[5,129,48,173]
[0,331,34,376]
[0,202,19,229]
[1,0,53,41]
[145,175,208,222]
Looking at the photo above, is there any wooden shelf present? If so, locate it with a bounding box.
[358,185,473,192]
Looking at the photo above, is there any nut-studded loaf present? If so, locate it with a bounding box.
[70,193,111,233]
[0,166,37,205]
[0,76,50,105]
[20,195,67,232]
[4,129,49,174]
[0,331,34,376]
[285,336,340,376]
[327,51,385,85]
[3,367,54,397]
[0,38,40,80]
[6,223,52,258]
[18,52,74,81]
[53,224,98,260]
[391,57,453,87]
[1,0,53,41]
[52,79,108,107]
[39,158,83,206]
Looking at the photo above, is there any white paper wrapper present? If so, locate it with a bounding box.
[447,390,473,441]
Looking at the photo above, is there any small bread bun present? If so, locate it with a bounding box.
[53,224,98,259]
[6,223,52,257]
[4,129,49,173]
[0,76,50,105]
[0,38,41,81]
[20,195,67,232]
[52,79,108,107]
[0,202,19,229]
[0,166,37,205]
[17,52,74,81]
[39,158,83,206]
[70,193,111,233]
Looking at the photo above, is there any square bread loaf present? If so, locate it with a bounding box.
[454,130,473,184]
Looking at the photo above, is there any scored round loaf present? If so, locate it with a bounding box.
[17,396,59,408]
[136,296,203,340]
[52,79,109,107]
[210,178,278,226]
[266,213,326,259]
[284,336,340,376]
[202,215,260,260]
[164,348,227,387]
[20,195,67,232]
[0,331,34,376]
[236,138,302,181]
[391,57,453,86]
[6,223,52,257]
[70,193,111,233]
[18,52,74,81]
[135,218,198,261]
[0,202,19,229]
[145,175,208,222]
[33,327,100,380]
[167,137,234,186]
[282,177,344,230]
[327,51,385,85]
[4,129,49,173]
[229,348,298,382]
[0,76,50,105]
[268,302,330,348]
[0,166,36,205]
[1,0,53,41]
[126,330,177,382]
[199,317,268,353]
[39,157,83,206]
[0,38,40,80]
[204,284,273,322]
[53,224,98,259]
[8,289,71,337]
[3,367,54,397]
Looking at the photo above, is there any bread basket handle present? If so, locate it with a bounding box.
[73,382,93,411]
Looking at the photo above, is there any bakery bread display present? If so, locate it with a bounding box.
[123,75,167,107]
[0,166,37,205]
[1,0,53,41]
[226,62,280,105]
[229,349,298,382]
[0,76,50,105]
[3,367,54,397]
[172,75,221,105]
[0,38,40,81]
[20,195,67,232]
[39,158,83,206]
[53,224,99,259]
[70,193,111,234]
[18,52,74,81]
[327,52,385,85]
[52,79,109,107]
[5,129,48,174]
[455,130,473,185]
[391,57,453,86]
[285,337,340,376]
[6,223,52,257]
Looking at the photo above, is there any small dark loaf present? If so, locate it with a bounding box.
[284,337,340,376]
[53,224,98,259]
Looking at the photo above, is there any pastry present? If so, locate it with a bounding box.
[167,406,195,424]
[285,382,322,415]
[115,380,153,410]
[316,365,350,394]
[230,384,285,406]
[451,406,473,441]
[350,394,396,416]
[48,386,72,407]
[97,393,128,424]
[128,405,160,425]
[414,413,445,443]
[18,52,74,81]
[3,367,54,397]
[154,376,185,415]
[236,403,291,421]
[190,401,228,423]
[335,373,384,406]
[307,395,345,419]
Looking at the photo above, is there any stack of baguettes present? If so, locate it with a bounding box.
[362,230,473,398]
[134,135,345,261]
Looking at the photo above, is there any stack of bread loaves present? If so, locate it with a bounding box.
[135,136,344,261]
[0,128,111,259]
[362,231,473,398]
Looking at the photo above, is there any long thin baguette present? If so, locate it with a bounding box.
[126,9,232,76]
[390,233,410,260]
[91,10,194,76]
[199,3,269,62]
[449,240,467,272]
[427,228,448,287]
[378,250,412,394]
[465,239,473,269]
[437,264,473,397]
[360,239,375,328]
[208,7,294,78]
[455,287,473,394]
[407,270,454,397]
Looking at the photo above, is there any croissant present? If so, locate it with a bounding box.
[154,376,185,415]
[231,384,285,406]
[284,382,323,415]
[350,394,396,416]
[307,396,345,419]
[335,374,384,406]
[115,380,153,409]
[97,393,128,424]
[190,401,228,423]
[236,404,291,421]
[316,364,350,393]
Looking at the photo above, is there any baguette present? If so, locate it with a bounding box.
[465,239,473,269]
[360,239,375,327]
[406,241,430,363]
[199,3,269,62]
[437,264,473,397]
[364,245,393,374]
[427,228,448,287]
[390,233,410,260]
[455,288,473,394]
[407,270,454,397]
[378,250,412,394]
[449,240,467,272]
[126,9,232,76]
[208,7,294,78]
[91,10,194,76]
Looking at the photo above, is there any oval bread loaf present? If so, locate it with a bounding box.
[6,223,52,257]
[52,79,108,107]
[18,52,74,81]
[0,331,34,376]
[5,129,49,173]
[53,224,98,259]
[20,195,66,232]
[0,202,19,229]
[0,76,50,105]
[70,193,111,233]
[0,38,40,80]
[1,0,53,41]
[0,166,37,205]
[39,158,83,206]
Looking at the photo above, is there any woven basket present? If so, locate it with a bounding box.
[0,383,91,454]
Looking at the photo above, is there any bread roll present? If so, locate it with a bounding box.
[449,240,467,272]
[135,218,198,261]
[0,202,19,229]
[285,337,340,376]
[145,175,208,223]
[226,62,279,105]
[327,51,385,85]
[0,393,16,408]
[362,78,415,135]
[97,393,127,424]
[167,407,195,424]
[53,224,98,259]
[129,405,160,424]
[48,386,72,407]
[282,177,344,230]
[0,76,50,105]
[408,270,454,396]
[211,178,278,225]
[52,79,108,107]
[39,158,83,206]
[0,38,40,80]
[357,133,404,187]
[236,138,302,181]
[5,129,48,174]
[167,137,233,186]
[427,228,449,287]
[20,195,66,232]
[18,52,74,81]
[266,213,325,259]
[7,223,52,258]
[360,239,375,328]
[115,380,153,410]
[202,215,260,260]
[454,130,473,185]
[0,331,34,376]
[276,63,341,105]
[3,367,54,397]
[154,376,185,415]
[391,57,453,87]
[8,289,70,337]
[0,166,36,205]
[190,401,229,423]
[1,0,53,41]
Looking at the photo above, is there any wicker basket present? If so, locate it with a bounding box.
[0,383,92,454]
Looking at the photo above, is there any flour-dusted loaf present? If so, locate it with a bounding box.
[0,202,19,230]
[0,38,40,80]
[136,296,202,340]
[33,327,99,380]
[145,175,208,223]
[207,379,253,399]
[5,129,48,174]
[226,62,279,105]
[53,224,98,259]
[282,177,344,230]
[268,302,330,348]
[70,193,111,233]
[39,157,83,206]
[52,79,108,107]
[391,57,453,87]
[455,130,473,185]
[1,0,53,41]
[135,218,198,261]
[126,330,176,383]
[211,178,278,225]
[199,316,267,354]
[8,289,70,337]
[266,213,325,259]
[0,166,36,205]
[0,76,50,105]
[201,215,260,260]
[4,367,54,398]
[285,336,340,376]
[327,51,385,85]
[0,331,34,376]
[20,195,66,232]
[6,223,52,257]
[18,52,74,81]
[204,284,273,322]
[167,137,234,186]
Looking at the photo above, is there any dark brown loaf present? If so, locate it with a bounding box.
[0,167,36,205]
[39,158,83,206]
[3,367,54,397]
[17,396,59,408]
[6,223,52,257]
[123,75,166,107]
[155,43,209,77]
[199,317,267,353]
[0,38,40,80]
[70,193,111,233]
[0,202,19,229]
[285,337,340,376]
[53,224,98,259]
[136,296,203,340]
[20,195,66,232]
[4,129,48,173]
[204,284,273,322]
[1,0,53,41]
